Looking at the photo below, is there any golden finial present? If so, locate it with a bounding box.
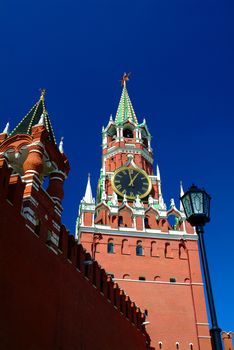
[39,88,46,100]
[121,72,131,86]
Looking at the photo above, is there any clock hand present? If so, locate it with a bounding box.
[128,172,139,186]
[128,169,134,186]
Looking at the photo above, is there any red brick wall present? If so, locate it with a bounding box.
[0,165,150,350]
[80,232,212,350]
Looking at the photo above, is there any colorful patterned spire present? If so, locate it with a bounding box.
[115,73,138,125]
[9,89,56,143]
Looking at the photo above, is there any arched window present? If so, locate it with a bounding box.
[144,217,150,228]
[151,241,159,257]
[176,342,179,349]
[189,343,193,350]
[179,243,187,259]
[136,241,143,256]
[123,128,133,138]
[158,341,163,349]
[165,242,173,258]
[107,239,114,254]
[123,274,130,279]
[118,215,123,226]
[154,275,160,281]
[142,137,148,148]
[108,126,117,141]
[122,239,129,254]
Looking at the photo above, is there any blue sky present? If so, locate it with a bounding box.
[1,0,233,332]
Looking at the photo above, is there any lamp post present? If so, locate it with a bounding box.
[180,185,223,350]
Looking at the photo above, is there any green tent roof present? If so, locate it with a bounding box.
[9,90,56,143]
[115,82,138,125]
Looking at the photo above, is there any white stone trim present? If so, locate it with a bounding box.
[50,176,64,182]
[79,225,198,241]
[113,278,202,286]
[28,149,43,156]
[104,147,153,164]
[196,323,209,326]
[24,170,40,175]
[198,336,211,339]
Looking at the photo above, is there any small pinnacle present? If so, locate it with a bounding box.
[39,88,46,100]
[3,122,10,134]
[109,114,113,121]
[38,113,45,126]
[59,137,64,153]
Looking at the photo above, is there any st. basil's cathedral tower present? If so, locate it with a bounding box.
[76,75,212,350]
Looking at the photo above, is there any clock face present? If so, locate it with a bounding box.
[111,166,152,200]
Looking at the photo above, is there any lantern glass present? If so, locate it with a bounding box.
[203,192,210,217]
[182,193,193,217]
[191,192,203,214]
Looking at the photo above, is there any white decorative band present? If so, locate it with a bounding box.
[196,323,209,326]
[198,336,211,339]
[113,278,203,286]
[29,149,43,156]
[24,170,39,175]
[50,176,64,182]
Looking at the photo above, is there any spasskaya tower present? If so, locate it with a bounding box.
[76,74,212,350]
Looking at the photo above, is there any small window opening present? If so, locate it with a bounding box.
[189,343,193,350]
[176,342,179,349]
[123,128,133,138]
[107,241,114,254]
[159,341,163,349]
[139,276,146,281]
[170,277,176,283]
[136,243,143,256]
[144,309,148,316]
[144,217,150,228]
[107,272,114,279]
[142,137,148,148]
[118,216,123,225]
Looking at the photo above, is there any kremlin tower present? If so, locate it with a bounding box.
[77,74,212,350]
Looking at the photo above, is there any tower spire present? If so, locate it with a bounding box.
[115,73,138,125]
[2,122,10,134]
[180,180,184,212]
[83,174,94,204]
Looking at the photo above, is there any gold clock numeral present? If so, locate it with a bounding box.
[122,189,126,194]
[130,191,134,197]
[142,182,148,186]
[116,184,122,190]
[115,180,120,184]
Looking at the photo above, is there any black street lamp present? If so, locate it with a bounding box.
[181,185,223,350]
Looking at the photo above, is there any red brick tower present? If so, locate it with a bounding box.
[0,89,69,248]
[77,76,212,350]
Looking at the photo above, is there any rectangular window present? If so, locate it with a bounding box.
[139,276,146,281]
[170,277,176,283]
